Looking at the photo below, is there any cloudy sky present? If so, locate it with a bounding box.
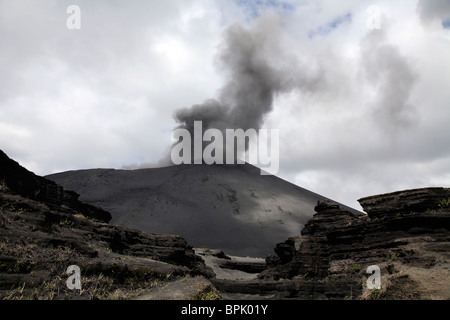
[1,0,449,210]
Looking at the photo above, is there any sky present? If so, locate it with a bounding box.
[1,0,449,211]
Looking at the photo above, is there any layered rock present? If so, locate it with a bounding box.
[0,150,111,223]
[358,187,450,218]
[0,150,212,300]
[257,190,450,299]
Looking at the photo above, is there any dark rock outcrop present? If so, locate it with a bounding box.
[254,190,450,299]
[0,150,111,223]
[0,150,212,300]
[358,187,450,218]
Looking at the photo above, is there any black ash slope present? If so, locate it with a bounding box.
[47,163,362,257]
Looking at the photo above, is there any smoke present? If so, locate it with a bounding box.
[171,13,320,163]
[128,10,420,170]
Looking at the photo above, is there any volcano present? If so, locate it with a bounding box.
[47,163,362,257]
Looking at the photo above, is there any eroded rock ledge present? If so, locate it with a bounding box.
[254,189,450,299]
[0,150,111,223]
[0,150,213,300]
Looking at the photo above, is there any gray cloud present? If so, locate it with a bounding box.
[417,0,450,24]
[0,0,223,173]
[360,29,418,133]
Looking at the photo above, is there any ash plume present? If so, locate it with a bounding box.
[172,14,317,163]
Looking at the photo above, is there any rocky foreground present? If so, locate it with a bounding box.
[0,150,214,300]
[1,149,449,299]
[212,188,450,299]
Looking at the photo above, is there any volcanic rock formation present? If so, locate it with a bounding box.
[0,150,213,300]
[0,150,111,223]
[243,189,450,299]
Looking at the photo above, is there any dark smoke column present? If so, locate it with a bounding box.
[172,14,305,163]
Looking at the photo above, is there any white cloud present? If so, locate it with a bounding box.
[0,0,224,173]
